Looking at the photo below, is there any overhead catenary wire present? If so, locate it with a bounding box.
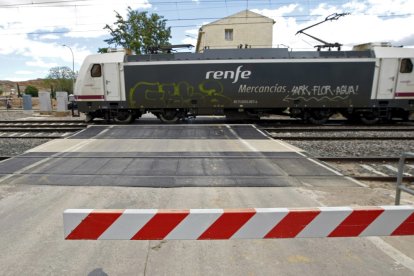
[0,12,412,36]
[0,0,413,37]
[0,0,363,8]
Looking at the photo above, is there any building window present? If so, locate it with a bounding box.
[400,58,413,73]
[225,29,233,41]
[91,64,102,77]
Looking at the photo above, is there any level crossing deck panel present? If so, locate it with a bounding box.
[0,124,357,188]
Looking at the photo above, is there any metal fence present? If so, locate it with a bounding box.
[395,152,414,205]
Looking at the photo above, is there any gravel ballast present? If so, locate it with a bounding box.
[0,138,52,156]
[288,140,414,158]
[0,110,79,156]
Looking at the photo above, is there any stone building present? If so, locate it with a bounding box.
[196,10,275,52]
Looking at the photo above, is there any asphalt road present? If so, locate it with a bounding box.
[0,123,413,275]
[1,184,413,275]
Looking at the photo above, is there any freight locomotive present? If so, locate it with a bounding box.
[74,43,414,124]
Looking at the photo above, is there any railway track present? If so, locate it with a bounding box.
[0,120,85,124]
[318,156,414,182]
[268,136,414,140]
[256,119,414,127]
[260,127,414,132]
[0,120,87,138]
[261,126,414,181]
[260,126,414,140]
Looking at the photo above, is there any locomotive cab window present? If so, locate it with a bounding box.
[91,64,102,77]
[400,58,413,73]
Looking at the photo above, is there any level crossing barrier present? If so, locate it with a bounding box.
[395,152,414,205]
[64,206,414,240]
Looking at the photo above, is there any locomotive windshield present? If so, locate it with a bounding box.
[400,58,413,73]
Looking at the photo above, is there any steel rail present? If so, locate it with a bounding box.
[352,176,414,182]
[0,127,85,132]
[0,120,84,124]
[317,157,414,162]
[270,136,414,140]
[261,127,414,132]
[0,135,65,139]
[0,124,86,128]
[257,120,414,127]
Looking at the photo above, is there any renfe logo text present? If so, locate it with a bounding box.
[205,66,251,83]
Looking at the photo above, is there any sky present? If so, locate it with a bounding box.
[0,0,413,82]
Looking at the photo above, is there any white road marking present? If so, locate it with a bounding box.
[275,139,341,175]
[360,164,389,176]
[251,124,273,139]
[384,164,413,177]
[306,193,414,272]
[225,124,259,152]
[65,126,89,139]
[254,126,369,188]
[368,237,414,272]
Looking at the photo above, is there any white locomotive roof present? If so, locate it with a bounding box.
[373,47,414,58]
[125,48,375,63]
[84,52,125,64]
[89,45,414,64]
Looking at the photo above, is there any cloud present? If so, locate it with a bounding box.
[364,0,414,15]
[0,0,144,77]
[342,1,367,13]
[39,34,60,40]
[181,37,197,47]
[394,34,414,46]
[26,57,58,68]
[252,4,298,18]
[252,1,414,50]
[15,70,34,75]
[0,0,152,39]
[185,29,199,36]
[310,3,340,16]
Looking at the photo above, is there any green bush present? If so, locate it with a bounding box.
[24,85,39,97]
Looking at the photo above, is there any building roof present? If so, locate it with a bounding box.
[201,10,275,28]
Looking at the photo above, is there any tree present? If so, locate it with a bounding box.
[24,85,39,97]
[97,48,109,53]
[103,7,171,54]
[44,66,76,95]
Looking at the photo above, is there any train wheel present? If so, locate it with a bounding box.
[114,110,134,124]
[159,109,180,123]
[360,112,379,125]
[308,109,331,125]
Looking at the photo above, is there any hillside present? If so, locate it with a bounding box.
[0,79,49,94]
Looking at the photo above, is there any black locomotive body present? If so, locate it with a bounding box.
[74,46,414,124]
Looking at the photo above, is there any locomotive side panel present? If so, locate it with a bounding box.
[124,60,376,110]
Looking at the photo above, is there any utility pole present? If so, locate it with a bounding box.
[62,44,75,93]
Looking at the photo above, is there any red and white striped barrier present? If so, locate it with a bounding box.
[64,206,414,240]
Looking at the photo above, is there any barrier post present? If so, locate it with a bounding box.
[395,152,414,205]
